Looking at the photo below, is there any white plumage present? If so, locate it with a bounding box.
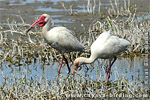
[72,31,130,82]
[44,27,84,53]
[27,14,84,74]
[90,31,130,59]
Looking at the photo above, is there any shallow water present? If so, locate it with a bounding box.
[0,56,145,85]
[0,0,149,87]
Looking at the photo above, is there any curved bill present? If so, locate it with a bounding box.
[26,18,42,33]
[72,66,79,74]
[26,28,32,33]
[72,69,75,74]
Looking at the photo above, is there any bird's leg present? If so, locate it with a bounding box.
[58,55,64,74]
[58,60,63,75]
[106,57,117,82]
[62,55,70,74]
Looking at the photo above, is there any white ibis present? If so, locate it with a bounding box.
[26,14,84,74]
[72,31,130,82]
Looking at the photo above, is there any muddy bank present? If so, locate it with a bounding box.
[0,0,149,33]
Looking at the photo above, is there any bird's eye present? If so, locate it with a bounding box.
[41,17,45,19]
[75,62,79,66]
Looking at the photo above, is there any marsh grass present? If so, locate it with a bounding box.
[0,0,150,99]
[0,67,147,99]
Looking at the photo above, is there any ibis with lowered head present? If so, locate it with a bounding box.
[72,31,130,82]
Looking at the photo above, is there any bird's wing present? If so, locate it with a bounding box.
[90,31,130,59]
[89,31,112,58]
[90,31,111,52]
[57,28,84,53]
[103,36,130,56]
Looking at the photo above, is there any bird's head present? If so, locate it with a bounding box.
[26,14,51,33]
[72,57,85,74]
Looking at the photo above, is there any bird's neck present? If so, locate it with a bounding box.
[82,55,97,64]
[42,20,51,35]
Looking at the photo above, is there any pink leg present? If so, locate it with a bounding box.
[106,57,117,82]
[58,60,63,74]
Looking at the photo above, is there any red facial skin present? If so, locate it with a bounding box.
[29,15,46,29]
[72,62,79,74]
